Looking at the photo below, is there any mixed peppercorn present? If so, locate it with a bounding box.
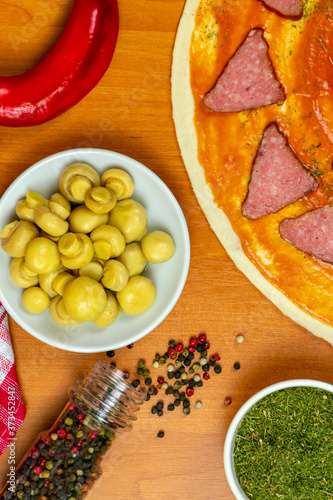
[0,404,115,499]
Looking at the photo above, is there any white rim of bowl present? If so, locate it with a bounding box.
[223,378,333,500]
[0,148,191,352]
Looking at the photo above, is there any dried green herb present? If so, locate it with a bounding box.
[234,387,333,500]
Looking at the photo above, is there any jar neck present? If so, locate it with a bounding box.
[69,360,146,433]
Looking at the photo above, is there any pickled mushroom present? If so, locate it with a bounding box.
[59,163,101,203]
[25,237,60,274]
[101,168,134,200]
[0,220,39,257]
[108,199,147,243]
[116,276,156,315]
[62,276,107,322]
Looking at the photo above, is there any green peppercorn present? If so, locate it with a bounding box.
[159,357,166,365]
[148,386,156,395]
[174,381,181,390]
[137,367,144,376]
[157,431,165,438]
[152,360,159,369]
[143,369,150,378]
[183,407,191,415]
[175,360,182,368]
[145,377,152,386]
[192,363,200,371]
[188,368,195,375]
[182,348,189,357]
[173,389,180,398]
[168,340,176,348]
[138,359,146,369]
[181,373,188,381]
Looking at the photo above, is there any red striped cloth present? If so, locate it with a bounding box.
[0,302,26,455]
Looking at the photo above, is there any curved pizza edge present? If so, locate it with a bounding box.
[171,0,333,345]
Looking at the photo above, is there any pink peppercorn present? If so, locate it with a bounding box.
[41,435,51,445]
[44,480,50,488]
[68,404,76,411]
[175,343,183,353]
[189,337,198,347]
[203,341,210,350]
[157,376,164,384]
[188,346,196,353]
[203,373,210,380]
[57,429,66,438]
[168,347,176,356]
[198,333,207,343]
[90,431,98,440]
[213,354,221,361]
[77,413,84,422]
[224,397,232,406]
[76,440,83,448]
[39,458,47,467]
[186,388,194,397]
[71,446,79,454]
[65,433,73,441]
[33,466,42,475]
[170,353,177,360]
[30,447,40,459]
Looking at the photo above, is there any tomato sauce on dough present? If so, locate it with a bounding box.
[191,0,333,325]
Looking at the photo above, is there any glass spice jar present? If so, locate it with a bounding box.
[0,361,146,500]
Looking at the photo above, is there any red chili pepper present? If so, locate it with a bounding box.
[0,0,119,126]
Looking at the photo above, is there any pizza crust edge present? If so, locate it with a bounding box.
[171,0,333,345]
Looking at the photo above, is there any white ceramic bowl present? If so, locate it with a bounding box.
[224,379,333,499]
[0,149,190,353]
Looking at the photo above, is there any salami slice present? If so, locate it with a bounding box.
[203,29,285,113]
[259,0,303,18]
[280,206,333,264]
[242,123,318,220]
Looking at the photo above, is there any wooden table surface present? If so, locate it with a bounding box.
[1,1,333,499]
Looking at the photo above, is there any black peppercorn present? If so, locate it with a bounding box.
[184,358,191,367]
[131,380,140,389]
[174,399,181,407]
[202,364,210,372]
[145,377,152,386]
[168,340,176,348]
[234,362,241,370]
[188,379,195,388]
[156,401,164,411]
[183,400,190,408]
[196,344,203,353]
[106,350,115,358]
[214,365,222,374]
[167,404,175,412]
[151,406,157,415]
[157,431,165,438]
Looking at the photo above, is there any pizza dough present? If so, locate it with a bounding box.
[171,0,333,344]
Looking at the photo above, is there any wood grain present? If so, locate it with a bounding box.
[0,1,333,499]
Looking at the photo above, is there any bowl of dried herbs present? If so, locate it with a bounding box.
[224,379,333,500]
